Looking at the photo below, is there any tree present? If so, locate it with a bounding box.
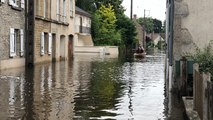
[153,19,163,33]
[116,14,137,48]
[92,4,121,45]
[137,17,154,33]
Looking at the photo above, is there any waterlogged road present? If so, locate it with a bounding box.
[0,51,183,120]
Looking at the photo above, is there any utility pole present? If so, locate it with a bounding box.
[143,9,146,48]
[130,0,133,20]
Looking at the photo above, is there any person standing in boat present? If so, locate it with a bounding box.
[137,44,144,53]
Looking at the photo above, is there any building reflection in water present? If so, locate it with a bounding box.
[0,61,75,120]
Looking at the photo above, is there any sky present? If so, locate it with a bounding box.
[122,0,166,21]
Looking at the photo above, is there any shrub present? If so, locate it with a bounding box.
[191,44,213,77]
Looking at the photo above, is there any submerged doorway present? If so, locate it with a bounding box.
[52,34,56,62]
[68,35,74,60]
[60,35,66,60]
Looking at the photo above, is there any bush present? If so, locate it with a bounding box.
[191,44,213,77]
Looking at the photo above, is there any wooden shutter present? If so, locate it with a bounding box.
[48,33,52,55]
[20,29,24,56]
[21,0,25,9]
[41,32,45,55]
[10,28,16,57]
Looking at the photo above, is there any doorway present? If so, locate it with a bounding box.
[60,35,66,60]
[68,35,74,60]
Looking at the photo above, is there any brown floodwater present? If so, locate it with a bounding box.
[0,50,184,120]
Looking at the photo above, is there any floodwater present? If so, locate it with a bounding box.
[0,50,184,120]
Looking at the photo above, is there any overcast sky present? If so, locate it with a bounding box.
[122,0,166,21]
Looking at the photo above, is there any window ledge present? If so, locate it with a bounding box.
[35,16,69,26]
[11,5,22,11]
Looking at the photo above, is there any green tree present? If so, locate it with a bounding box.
[153,19,163,33]
[137,17,154,33]
[116,14,137,48]
[92,4,121,45]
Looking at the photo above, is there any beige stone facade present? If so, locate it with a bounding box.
[166,0,213,90]
[173,0,213,60]
[74,6,92,47]
[0,0,26,69]
[132,15,146,48]
[34,0,75,64]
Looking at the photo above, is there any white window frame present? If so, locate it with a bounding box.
[48,33,52,55]
[21,0,24,9]
[10,28,16,57]
[44,0,46,18]
[70,0,73,17]
[56,0,60,21]
[63,0,66,22]
[9,0,18,7]
[1,0,5,3]
[41,32,45,55]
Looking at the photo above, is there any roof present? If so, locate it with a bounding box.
[75,6,91,18]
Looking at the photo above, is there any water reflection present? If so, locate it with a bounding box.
[0,50,181,120]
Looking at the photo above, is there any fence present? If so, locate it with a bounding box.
[193,63,213,120]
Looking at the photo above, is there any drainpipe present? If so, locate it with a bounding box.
[168,0,174,91]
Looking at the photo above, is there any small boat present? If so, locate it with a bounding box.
[134,52,146,58]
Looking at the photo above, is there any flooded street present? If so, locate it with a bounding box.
[0,51,184,120]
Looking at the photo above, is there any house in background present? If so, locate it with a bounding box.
[146,32,164,46]
[0,0,25,69]
[74,6,93,47]
[132,14,146,48]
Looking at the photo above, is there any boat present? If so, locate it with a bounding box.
[134,52,146,58]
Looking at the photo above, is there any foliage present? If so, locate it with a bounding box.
[156,40,165,49]
[137,17,154,33]
[116,14,137,48]
[153,19,163,33]
[76,0,125,14]
[91,4,121,45]
[77,0,137,48]
[191,44,213,76]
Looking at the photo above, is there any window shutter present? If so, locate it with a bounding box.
[10,28,16,57]
[21,0,25,9]
[48,33,52,55]
[41,32,45,55]
[20,29,24,56]
[9,0,13,5]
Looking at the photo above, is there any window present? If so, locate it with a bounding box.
[44,0,47,17]
[10,28,24,57]
[36,0,39,16]
[63,0,66,22]
[9,0,24,9]
[0,0,5,3]
[56,0,60,21]
[70,0,73,17]
[40,32,52,56]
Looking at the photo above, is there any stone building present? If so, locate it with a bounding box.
[132,14,146,49]
[165,0,213,90]
[0,0,25,69]
[74,6,92,47]
[34,0,75,64]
